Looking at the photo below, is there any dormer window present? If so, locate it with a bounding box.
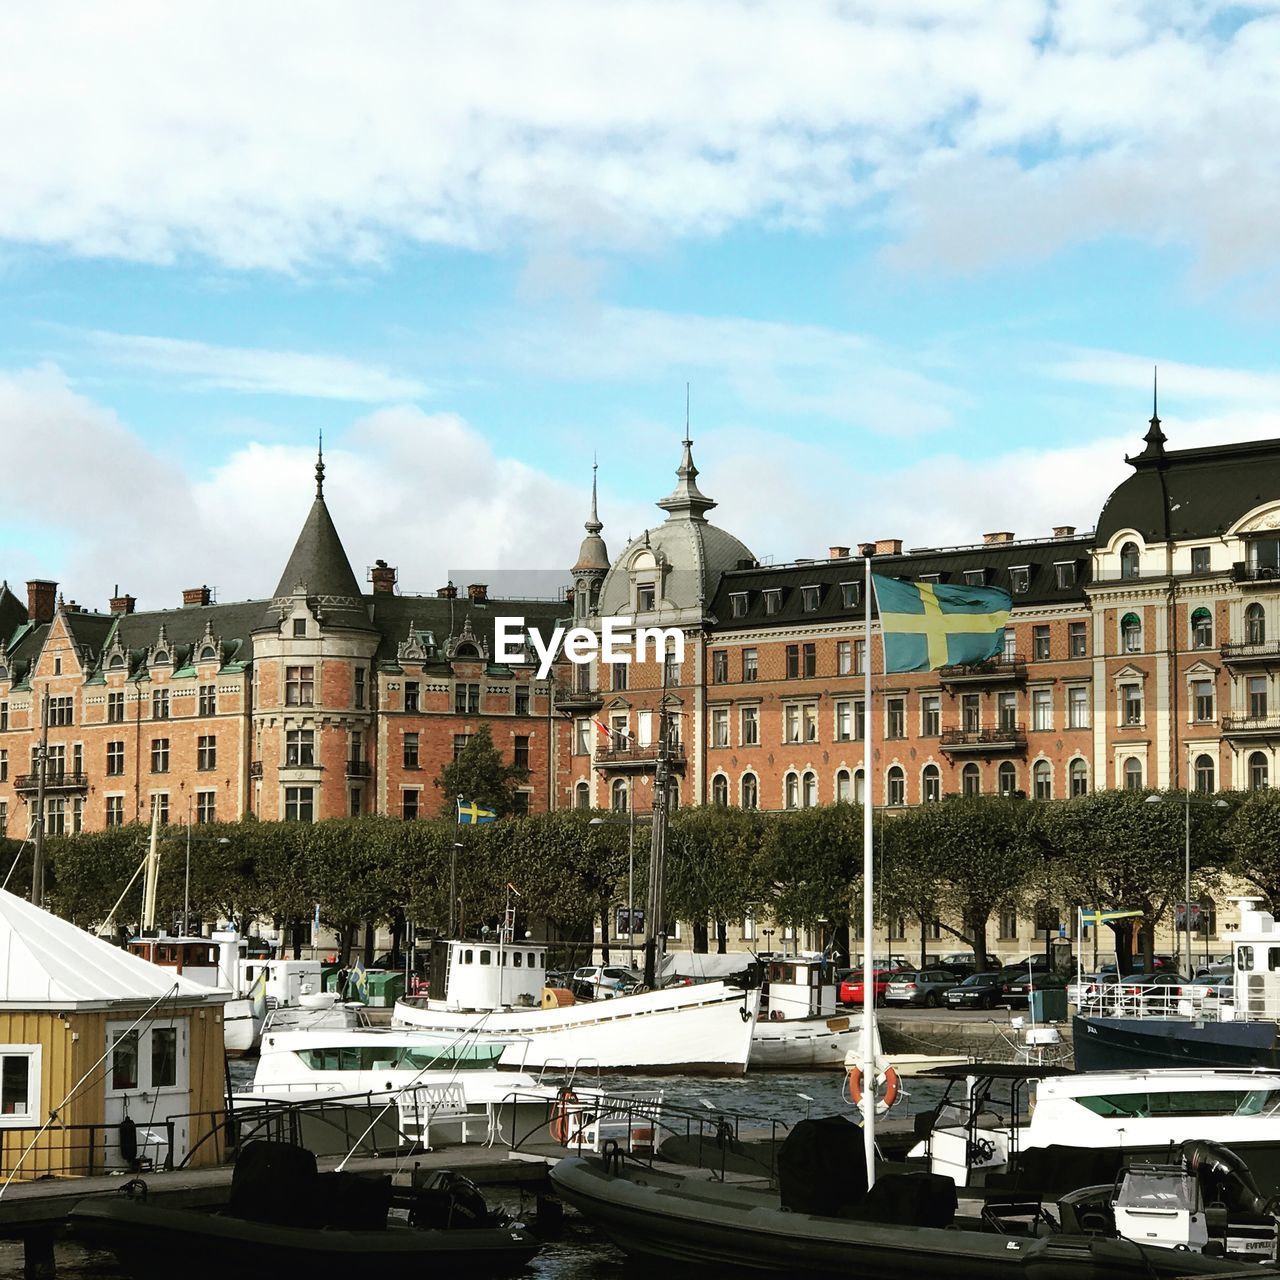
[920,573,941,585]
[801,585,821,613]
[964,569,987,588]
[1120,542,1140,580]
[201,645,218,662]
[637,583,656,612]
[839,582,860,608]
[153,651,168,666]
[1054,561,1076,589]
[292,619,306,638]
[729,592,749,618]
[1009,566,1030,594]
[763,589,783,616]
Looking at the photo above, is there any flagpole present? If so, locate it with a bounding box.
[861,549,876,1191]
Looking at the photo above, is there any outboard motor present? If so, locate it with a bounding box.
[1181,1140,1279,1263]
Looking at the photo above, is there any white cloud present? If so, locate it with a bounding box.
[1046,346,1280,405]
[69,329,428,402]
[0,3,1278,277]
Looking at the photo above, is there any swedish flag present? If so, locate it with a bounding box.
[1081,908,1144,926]
[873,575,1012,674]
[457,799,497,825]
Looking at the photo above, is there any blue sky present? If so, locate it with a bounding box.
[4,2,1280,607]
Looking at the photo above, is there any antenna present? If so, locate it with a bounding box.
[1152,365,1158,421]
[685,382,690,443]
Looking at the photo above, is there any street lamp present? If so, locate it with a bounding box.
[1146,790,1229,976]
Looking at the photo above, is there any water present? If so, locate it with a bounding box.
[9,1069,949,1277]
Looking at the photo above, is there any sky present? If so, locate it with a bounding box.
[5,1,1280,609]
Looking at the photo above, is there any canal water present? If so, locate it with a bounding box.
[3,1069,949,1277]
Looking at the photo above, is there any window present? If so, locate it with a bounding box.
[285,728,315,767]
[1191,546,1211,574]
[1032,625,1050,660]
[1069,621,1087,657]
[1003,631,1017,659]
[998,691,1018,730]
[48,696,73,726]
[855,639,866,675]
[1122,684,1143,726]
[835,700,853,741]
[1120,542,1140,579]
[454,682,480,714]
[111,1031,139,1091]
[921,694,940,736]
[1033,759,1052,800]
[404,681,420,713]
[961,693,980,732]
[1009,566,1030,594]
[285,786,315,822]
[150,738,169,773]
[922,764,941,802]
[710,708,729,748]
[835,768,851,802]
[886,766,905,807]
[742,648,758,681]
[1191,608,1213,649]
[1123,757,1144,790]
[803,703,817,742]
[664,652,681,686]
[575,781,590,810]
[999,910,1018,941]
[107,692,124,723]
[1250,752,1270,791]
[403,732,419,769]
[1032,688,1052,732]
[1194,753,1216,794]
[611,779,629,812]
[197,735,216,770]
[152,689,169,720]
[802,771,817,807]
[802,643,816,677]
[196,791,216,824]
[198,684,216,716]
[1069,758,1089,797]
[1247,604,1266,646]
[784,772,799,810]
[763,589,782,615]
[402,790,419,820]
[1054,561,1076,589]
[286,666,314,706]
[106,741,125,776]
[740,705,759,746]
[801,585,821,612]
[1193,679,1215,722]
[354,668,366,709]
[612,663,628,691]
[712,651,728,684]
[0,702,5,730]
[962,763,980,796]
[574,718,591,755]
[886,697,905,739]
[785,645,799,679]
[730,593,749,618]
[514,735,530,770]
[741,773,758,809]
[854,698,866,741]
[453,733,471,760]
[837,641,852,675]
[784,705,801,744]
[1250,676,1268,720]
[350,786,363,817]
[1121,612,1142,652]
[291,617,307,639]
[998,761,1017,796]
[105,795,124,827]
[0,750,5,784]
[964,569,987,587]
[610,714,628,752]
[515,687,530,716]
[712,774,728,806]
[840,581,860,608]
[149,793,169,826]
[637,583,656,612]
[148,1027,178,1089]
[853,769,865,804]
[1064,685,1088,729]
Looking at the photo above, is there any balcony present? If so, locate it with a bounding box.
[1222,715,1280,739]
[346,759,371,778]
[1232,563,1280,589]
[1221,640,1280,667]
[940,725,1027,755]
[249,760,263,778]
[554,679,604,713]
[939,654,1027,686]
[14,771,89,793]
[594,742,687,772]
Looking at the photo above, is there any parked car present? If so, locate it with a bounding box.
[1100,955,1178,976]
[573,964,642,998]
[1001,970,1067,1009]
[1067,971,1120,1007]
[944,971,1005,1010]
[1118,971,1189,1013]
[838,968,905,1006]
[884,968,963,1008]
[1183,974,1234,1007]
[940,953,1003,974]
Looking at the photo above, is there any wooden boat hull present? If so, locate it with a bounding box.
[68,1198,540,1277]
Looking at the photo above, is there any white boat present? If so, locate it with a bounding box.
[751,955,880,1069]
[392,938,760,1075]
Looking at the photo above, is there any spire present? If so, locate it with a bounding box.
[316,431,325,498]
[657,432,716,522]
[573,460,610,573]
[1134,364,1167,461]
[586,457,602,535]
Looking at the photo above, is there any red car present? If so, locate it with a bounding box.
[838,968,902,1006]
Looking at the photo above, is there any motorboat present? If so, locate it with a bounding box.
[392,936,760,1074]
[260,991,370,1034]
[750,955,880,1069]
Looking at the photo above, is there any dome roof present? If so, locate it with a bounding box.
[573,465,611,574]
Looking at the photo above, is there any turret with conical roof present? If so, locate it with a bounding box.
[656,434,717,522]
[571,463,610,619]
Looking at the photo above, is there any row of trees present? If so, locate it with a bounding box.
[7,788,1280,972]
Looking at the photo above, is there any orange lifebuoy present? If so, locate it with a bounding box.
[847,1063,900,1111]
[847,1064,866,1105]
[550,1087,578,1146]
[882,1066,900,1108]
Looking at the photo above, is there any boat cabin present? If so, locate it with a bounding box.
[1230,898,1280,1021]
[427,939,549,1013]
[762,956,835,1021]
[129,934,321,1007]
[127,937,221,983]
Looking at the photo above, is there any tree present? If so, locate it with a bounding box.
[666,807,767,953]
[435,724,529,818]
[1225,789,1280,907]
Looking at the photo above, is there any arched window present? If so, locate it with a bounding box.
[836,768,851,802]
[454,643,480,658]
[802,771,817,808]
[1121,612,1143,653]
[611,778,629,812]
[1069,758,1089,797]
[575,781,590,810]
[886,766,905,807]
[1033,759,1052,800]
[853,769,865,804]
[997,762,1017,796]
[962,763,981,796]
[1191,607,1213,649]
[922,764,941,802]
[1123,757,1143,790]
[201,645,218,662]
[711,774,728,806]
[1194,753,1215,794]
[1120,542,1140,579]
[784,772,799,810]
[109,654,124,669]
[153,651,168,665]
[1250,751,1270,791]
[1247,603,1266,646]
[741,773,758,809]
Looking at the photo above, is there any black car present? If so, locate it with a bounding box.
[1001,970,1067,1009]
[944,971,1005,1010]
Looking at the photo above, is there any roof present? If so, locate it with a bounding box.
[0,583,26,646]
[1097,432,1280,545]
[0,890,225,1011]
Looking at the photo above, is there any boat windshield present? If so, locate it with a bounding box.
[1074,1087,1280,1119]
[297,1044,505,1072]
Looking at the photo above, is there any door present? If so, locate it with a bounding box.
[103,1017,190,1169]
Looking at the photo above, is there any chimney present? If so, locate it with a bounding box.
[874,539,903,556]
[64,600,83,613]
[829,545,851,560]
[370,559,397,594]
[182,585,212,608]
[467,583,489,603]
[983,531,1015,545]
[26,580,56,625]
[110,591,137,616]
[437,584,458,599]
[1053,525,1077,539]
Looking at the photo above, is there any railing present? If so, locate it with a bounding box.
[554,680,603,708]
[595,742,687,768]
[940,726,1027,752]
[939,655,1027,683]
[0,1115,197,1181]
[1234,563,1280,586]
[13,771,88,793]
[1222,715,1280,736]
[1221,640,1280,664]
[345,759,370,777]
[1075,984,1228,1020]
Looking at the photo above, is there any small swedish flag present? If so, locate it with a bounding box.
[873,575,1012,674]
[456,799,498,825]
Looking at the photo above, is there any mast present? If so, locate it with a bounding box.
[860,548,877,1189]
[141,794,162,932]
[29,692,48,907]
[643,668,671,989]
